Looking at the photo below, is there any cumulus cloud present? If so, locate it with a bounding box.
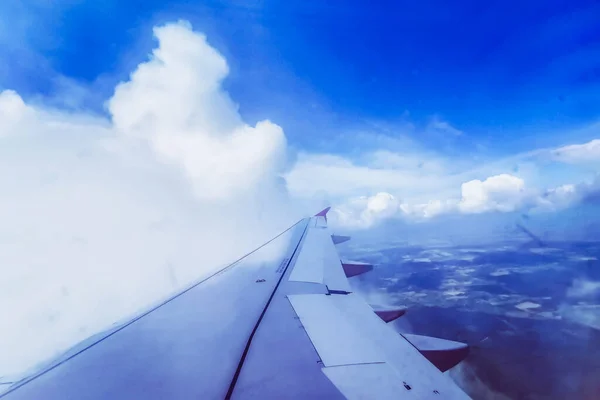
[331,174,531,228]
[0,21,295,379]
[331,191,458,228]
[330,173,600,229]
[108,21,287,200]
[458,174,531,214]
[331,192,402,229]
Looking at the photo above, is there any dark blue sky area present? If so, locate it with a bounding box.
[2,0,599,152]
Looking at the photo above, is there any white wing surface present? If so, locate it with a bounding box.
[1,209,470,399]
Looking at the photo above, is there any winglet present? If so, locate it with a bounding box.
[315,207,331,217]
[315,207,331,223]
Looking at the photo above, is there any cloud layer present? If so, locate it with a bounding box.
[551,138,600,165]
[0,21,294,378]
[330,170,599,229]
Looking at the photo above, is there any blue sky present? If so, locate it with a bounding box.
[0,0,599,227]
[3,0,600,154]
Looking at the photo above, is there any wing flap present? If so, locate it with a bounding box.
[323,363,419,400]
[287,294,384,367]
[288,289,469,398]
[322,233,352,293]
[327,293,468,398]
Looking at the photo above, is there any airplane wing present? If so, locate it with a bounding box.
[1,208,470,399]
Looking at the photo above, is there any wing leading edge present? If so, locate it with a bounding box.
[1,220,309,399]
[2,208,471,399]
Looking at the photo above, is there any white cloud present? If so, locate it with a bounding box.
[534,175,600,212]
[310,123,600,232]
[458,174,529,214]
[286,152,460,202]
[286,120,600,216]
[427,116,463,136]
[0,89,31,135]
[400,199,456,219]
[0,21,295,379]
[108,21,287,200]
[551,138,600,164]
[331,174,533,228]
[536,184,580,211]
[559,276,600,331]
[331,191,456,228]
[330,173,599,229]
[367,192,400,216]
[567,279,600,298]
[286,143,548,207]
[331,192,402,229]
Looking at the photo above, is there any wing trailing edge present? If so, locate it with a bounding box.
[341,261,373,277]
[372,306,407,322]
[331,234,351,245]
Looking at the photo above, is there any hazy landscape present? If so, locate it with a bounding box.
[342,238,600,399]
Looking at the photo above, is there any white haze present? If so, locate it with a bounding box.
[0,21,301,379]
